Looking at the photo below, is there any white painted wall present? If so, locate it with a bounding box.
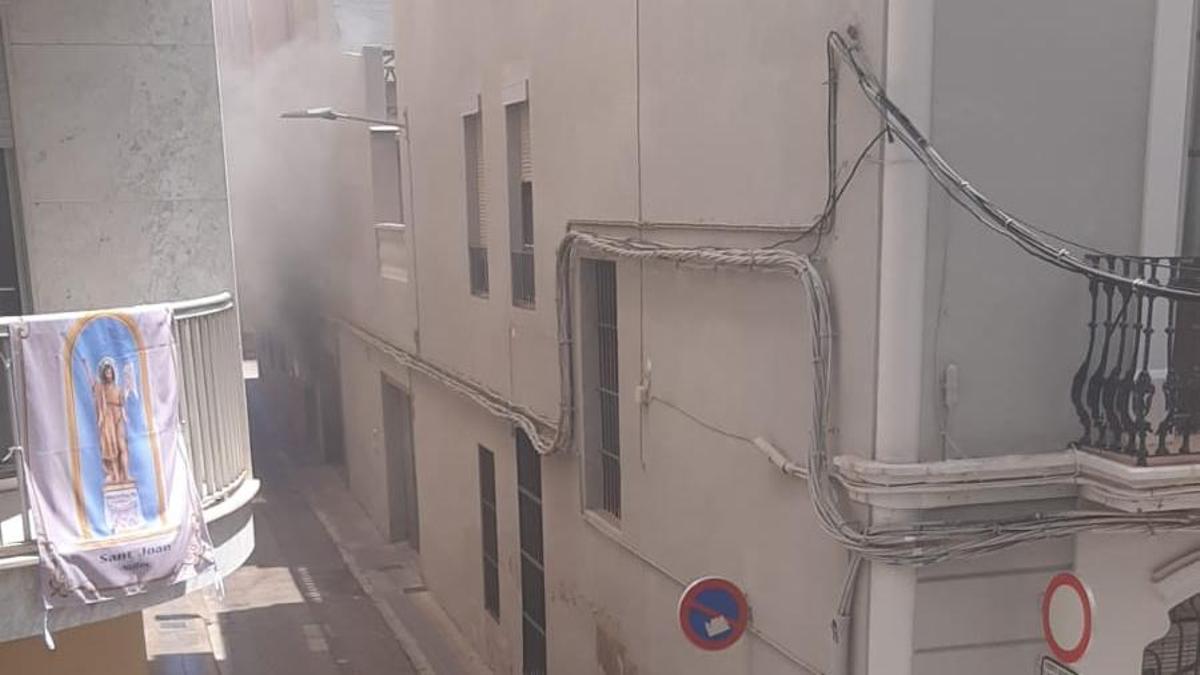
[1074,532,1200,674]
[920,0,1158,459]
[326,0,1200,672]
[327,0,889,673]
[3,0,236,312]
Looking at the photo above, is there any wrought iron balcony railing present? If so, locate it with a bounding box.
[1072,256,1200,466]
[0,291,252,550]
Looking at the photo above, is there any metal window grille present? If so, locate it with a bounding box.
[516,430,546,675]
[1143,594,1200,674]
[593,260,621,518]
[464,112,488,296]
[478,446,500,619]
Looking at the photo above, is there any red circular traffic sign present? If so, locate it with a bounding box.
[678,577,750,651]
[1041,572,1094,664]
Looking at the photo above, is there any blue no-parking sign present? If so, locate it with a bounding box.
[677,577,750,651]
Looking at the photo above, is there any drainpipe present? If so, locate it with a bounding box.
[866,1,934,674]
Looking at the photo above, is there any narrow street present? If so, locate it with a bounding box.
[144,445,419,675]
[143,371,421,675]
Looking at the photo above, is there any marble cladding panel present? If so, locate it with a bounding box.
[7,0,215,46]
[27,199,233,312]
[11,43,227,204]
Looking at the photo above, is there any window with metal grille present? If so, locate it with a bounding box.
[478,445,500,619]
[464,110,488,296]
[1143,592,1200,674]
[506,100,534,307]
[516,429,546,675]
[580,259,620,519]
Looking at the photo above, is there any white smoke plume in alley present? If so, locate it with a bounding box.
[213,7,374,353]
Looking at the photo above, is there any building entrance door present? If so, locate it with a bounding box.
[381,378,419,548]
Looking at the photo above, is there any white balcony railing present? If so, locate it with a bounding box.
[0,291,252,551]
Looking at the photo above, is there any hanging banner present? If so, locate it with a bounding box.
[11,305,214,608]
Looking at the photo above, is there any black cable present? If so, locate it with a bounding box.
[769,129,885,250]
[825,31,1200,301]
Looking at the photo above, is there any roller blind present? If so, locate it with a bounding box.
[518,103,532,183]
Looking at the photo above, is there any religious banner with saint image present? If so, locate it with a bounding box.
[11,305,214,608]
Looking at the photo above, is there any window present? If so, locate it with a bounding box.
[516,430,546,675]
[0,155,19,317]
[478,445,500,619]
[464,110,489,296]
[369,131,404,225]
[0,39,24,482]
[0,38,21,318]
[581,259,620,518]
[1143,592,1200,673]
[375,224,410,283]
[506,100,534,307]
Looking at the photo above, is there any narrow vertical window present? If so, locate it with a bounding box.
[581,259,620,519]
[507,100,534,307]
[516,430,546,674]
[464,110,489,296]
[478,446,500,619]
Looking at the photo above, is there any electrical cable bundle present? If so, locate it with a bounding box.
[549,29,1200,563]
[826,31,1200,300]
[556,230,1200,566]
[350,28,1200,566]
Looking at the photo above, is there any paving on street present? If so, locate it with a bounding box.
[144,374,489,675]
[144,445,420,675]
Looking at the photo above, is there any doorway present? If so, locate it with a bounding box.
[381,377,419,548]
[319,355,345,466]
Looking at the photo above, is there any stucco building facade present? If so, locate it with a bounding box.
[282,0,1200,673]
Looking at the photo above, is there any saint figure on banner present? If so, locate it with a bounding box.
[85,357,137,485]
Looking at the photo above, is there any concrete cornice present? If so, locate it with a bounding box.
[834,449,1200,512]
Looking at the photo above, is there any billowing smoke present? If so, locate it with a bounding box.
[213,7,374,359]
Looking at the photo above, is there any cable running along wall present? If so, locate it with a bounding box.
[348,31,1200,567]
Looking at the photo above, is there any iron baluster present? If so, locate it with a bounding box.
[1072,268,1101,445]
[1086,258,1118,447]
[1158,260,1182,453]
[1117,258,1145,458]
[1132,260,1160,463]
[1101,268,1133,451]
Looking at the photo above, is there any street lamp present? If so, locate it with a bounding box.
[279,106,404,132]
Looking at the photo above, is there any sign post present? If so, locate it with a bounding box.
[1041,572,1094,666]
[678,577,749,651]
[1040,655,1079,675]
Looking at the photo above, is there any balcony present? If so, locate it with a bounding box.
[0,292,258,641]
[834,257,1200,514]
[1071,256,1200,466]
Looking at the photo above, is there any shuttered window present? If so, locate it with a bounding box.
[507,100,534,307]
[464,110,488,296]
